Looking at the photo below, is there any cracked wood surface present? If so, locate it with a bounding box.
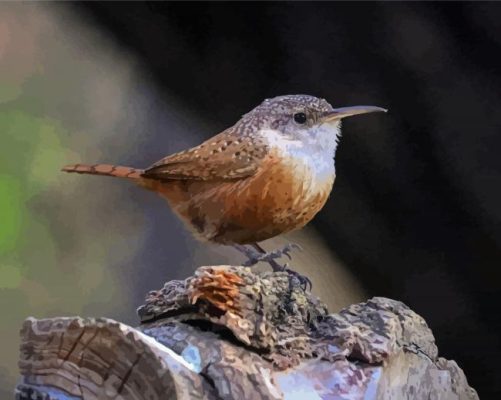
[15,266,478,400]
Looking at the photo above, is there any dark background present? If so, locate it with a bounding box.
[72,2,501,397]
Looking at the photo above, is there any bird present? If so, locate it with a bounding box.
[62,94,386,288]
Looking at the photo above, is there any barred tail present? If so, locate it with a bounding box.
[61,163,143,179]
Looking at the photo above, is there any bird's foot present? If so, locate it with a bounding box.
[242,243,302,267]
[277,263,312,292]
[233,243,311,290]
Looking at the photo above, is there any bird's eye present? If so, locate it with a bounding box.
[293,112,307,124]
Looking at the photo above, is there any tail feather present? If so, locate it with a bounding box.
[62,163,143,179]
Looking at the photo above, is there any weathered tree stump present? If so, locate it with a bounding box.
[15,266,478,399]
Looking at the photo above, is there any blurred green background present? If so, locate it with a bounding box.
[0,4,363,395]
[0,4,144,393]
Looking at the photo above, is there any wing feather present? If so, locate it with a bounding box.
[142,129,268,181]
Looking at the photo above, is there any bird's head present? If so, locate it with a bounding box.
[242,94,386,152]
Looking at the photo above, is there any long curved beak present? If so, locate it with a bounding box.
[321,105,387,122]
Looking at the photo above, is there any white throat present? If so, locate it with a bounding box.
[260,123,340,179]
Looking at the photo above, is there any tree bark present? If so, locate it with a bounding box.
[15,266,478,400]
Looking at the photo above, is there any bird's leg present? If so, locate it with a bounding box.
[233,243,301,268]
[252,243,311,290]
[233,243,311,290]
[232,242,311,291]
[232,244,262,266]
[250,242,303,268]
[233,244,283,270]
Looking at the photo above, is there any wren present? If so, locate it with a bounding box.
[62,95,386,285]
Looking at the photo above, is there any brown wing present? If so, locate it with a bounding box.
[142,129,269,181]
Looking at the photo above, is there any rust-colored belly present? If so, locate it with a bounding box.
[142,154,335,244]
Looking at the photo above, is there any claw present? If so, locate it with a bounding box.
[283,267,312,291]
[233,243,312,291]
[268,243,302,262]
[242,242,301,266]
